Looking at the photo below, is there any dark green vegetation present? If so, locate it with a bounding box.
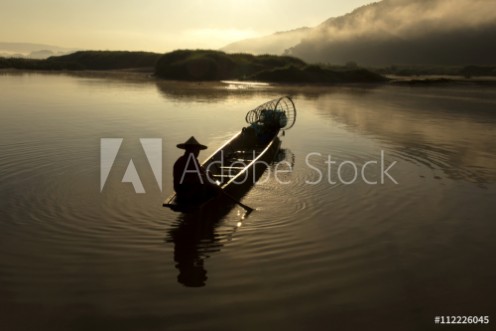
[0,51,160,70]
[251,64,386,84]
[375,65,496,78]
[2,49,495,84]
[1,49,387,84]
[51,51,161,70]
[154,50,387,83]
[155,50,304,80]
[0,57,79,70]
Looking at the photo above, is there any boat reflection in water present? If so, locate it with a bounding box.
[165,147,294,287]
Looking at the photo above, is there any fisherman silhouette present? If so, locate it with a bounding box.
[173,136,218,204]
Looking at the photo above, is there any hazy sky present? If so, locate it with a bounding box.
[1,0,373,51]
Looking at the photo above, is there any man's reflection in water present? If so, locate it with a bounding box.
[166,209,229,287]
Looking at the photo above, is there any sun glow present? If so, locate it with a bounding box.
[182,28,260,48]
[0,0,374,51]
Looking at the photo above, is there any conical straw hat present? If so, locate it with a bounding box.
[176,136,207,150]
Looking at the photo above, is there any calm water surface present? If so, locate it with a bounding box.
[1,72,495,331]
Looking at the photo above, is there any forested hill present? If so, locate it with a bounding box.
[154,50,386,83]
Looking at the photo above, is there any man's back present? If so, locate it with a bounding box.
[174,153,202,190]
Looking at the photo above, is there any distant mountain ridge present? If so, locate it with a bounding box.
[221,27,310,55]
[0,42,77,59]
[222,0,496,66]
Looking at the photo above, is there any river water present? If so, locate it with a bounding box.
[1,72,495,331]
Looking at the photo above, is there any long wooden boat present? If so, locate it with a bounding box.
[163,96,295,213]
[163,127,281,212]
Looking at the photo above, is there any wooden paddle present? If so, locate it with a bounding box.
[219,190,254,214]
[208,174,254,214]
